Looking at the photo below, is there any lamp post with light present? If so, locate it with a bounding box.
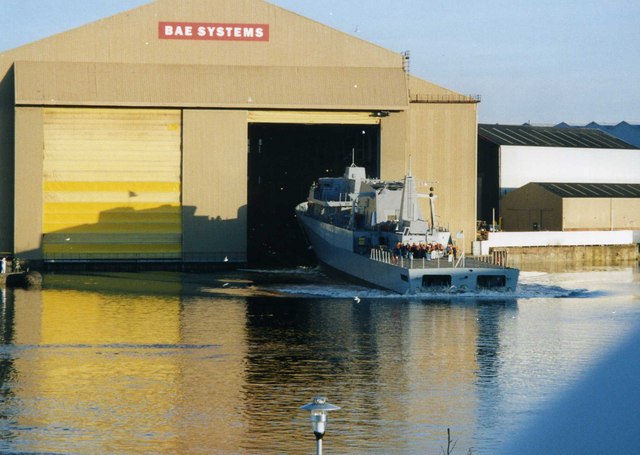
[300,396,340,455]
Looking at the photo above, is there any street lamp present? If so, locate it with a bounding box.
[300,396,340,455]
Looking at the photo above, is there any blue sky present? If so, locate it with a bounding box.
[1,0,638,124]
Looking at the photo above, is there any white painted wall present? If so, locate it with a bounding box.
[474,230,636,255]
[500,146,640,190]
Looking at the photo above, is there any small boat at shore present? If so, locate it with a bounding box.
[295,163,519,294]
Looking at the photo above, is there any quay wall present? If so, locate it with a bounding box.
[492,244,638,270]
[473,230,639,269]
[474,230,635,254]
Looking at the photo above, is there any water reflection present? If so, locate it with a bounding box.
[0,269,637,454]
[474,302,512,452]
[0,287,17,444]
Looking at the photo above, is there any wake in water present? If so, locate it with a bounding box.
[267,283,597,300]
[241,268,600,300]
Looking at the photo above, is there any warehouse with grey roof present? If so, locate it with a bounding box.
[477,124,640,229]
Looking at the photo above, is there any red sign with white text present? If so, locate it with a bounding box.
[159,21,269,41]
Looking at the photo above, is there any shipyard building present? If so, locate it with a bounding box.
[0,0,478,266]
[477,124,640,231]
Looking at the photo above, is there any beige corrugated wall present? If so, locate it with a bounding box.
[501,184,563,231]
[182,110,248,261]
[564,198,640,231]
[247,110,381,124]
[42,108,182,259]
[380,111,408,179]
[1,0,402,70]
[406,102,478,249]
[14,62,408,112]
[14,107,45,259]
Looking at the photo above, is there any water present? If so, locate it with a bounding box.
[0,265,639,454]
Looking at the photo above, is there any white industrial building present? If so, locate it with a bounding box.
[477,124,640,227]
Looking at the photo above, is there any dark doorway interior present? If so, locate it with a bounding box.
[247,123,379,267]
[477,137,500,225]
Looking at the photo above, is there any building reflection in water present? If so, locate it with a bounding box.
[0,286,18,443]
[474,301,517,452]
[0,273,520,454]
[2,275,249,453]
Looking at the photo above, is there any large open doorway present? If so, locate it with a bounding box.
[247,123,379,267]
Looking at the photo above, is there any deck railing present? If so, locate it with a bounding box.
[369,248,457,269]
[369,248,507,269]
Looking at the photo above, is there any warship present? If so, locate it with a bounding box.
[295,163,519,294]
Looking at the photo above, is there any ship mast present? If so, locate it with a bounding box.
[399,157,420,223]
[428,187,437,231]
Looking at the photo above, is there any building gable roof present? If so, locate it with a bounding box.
[479,124,637,149]
[2,0,404,71]
[3,0,441,110]
[535,182,640,198]
[1,0,471,108]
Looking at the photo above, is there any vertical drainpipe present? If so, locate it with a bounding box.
[610,198,614,231]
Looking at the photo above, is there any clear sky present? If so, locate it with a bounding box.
[1,0,638,124]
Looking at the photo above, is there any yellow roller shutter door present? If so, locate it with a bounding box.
[42,108,182,260]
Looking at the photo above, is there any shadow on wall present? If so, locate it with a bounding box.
[0,66,16,256]
[16,204,248,267]
[182,205,247,263]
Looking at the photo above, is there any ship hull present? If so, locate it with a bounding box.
[296,207,518,294]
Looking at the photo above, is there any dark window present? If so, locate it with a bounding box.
[422,275,451,287]
[477,275,506,288]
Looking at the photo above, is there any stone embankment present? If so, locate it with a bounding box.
[494,244,638,270]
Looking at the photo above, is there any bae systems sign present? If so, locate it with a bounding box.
[159,21,269,41]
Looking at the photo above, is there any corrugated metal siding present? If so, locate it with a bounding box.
[479,124,637,149]
[2,0,402,70]
[502,182,640,231]
[561,198,640,230]
[15,61,408,111]
[182,109,248,262]
[380,111,408,180]
[248,110,381,124]
[501,183,563,231]
[406,103,478,245]
[42,108,182,259]
[14,107,44,258]
[537,182,640,198]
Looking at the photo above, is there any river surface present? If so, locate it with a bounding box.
[0,264,639,454]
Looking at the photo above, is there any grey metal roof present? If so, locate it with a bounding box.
[479,124,638,149]
[535,182,640,198]
[555,121,640,147]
